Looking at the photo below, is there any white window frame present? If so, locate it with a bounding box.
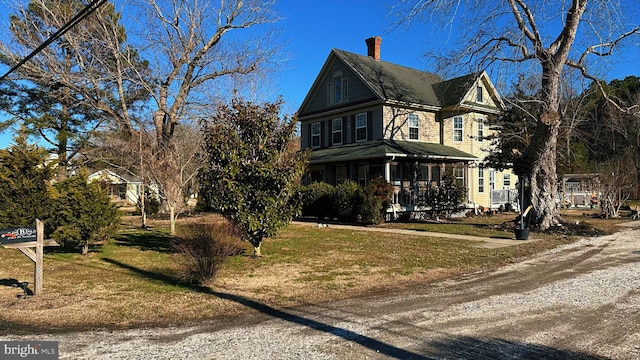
[356,112,367,142]
[408,113,419,141]
[503,173,511,189]
[455,167,465,187]
[332,118,342,145]
[477,85,483,103]
[477,118,484,142]
[478,167,485,193]
[453,116,463,142]
[311,122,321,149]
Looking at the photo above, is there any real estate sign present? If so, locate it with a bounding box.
[0,227,37,245]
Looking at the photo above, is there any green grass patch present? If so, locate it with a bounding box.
[0,211,627,333]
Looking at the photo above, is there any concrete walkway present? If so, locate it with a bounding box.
[292,221,535,249]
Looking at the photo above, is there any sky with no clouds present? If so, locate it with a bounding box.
[1,0,638,149]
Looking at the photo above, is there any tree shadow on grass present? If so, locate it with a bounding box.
[101,258,428,359]
[112,230,175,253]
[101,258,608,359]
[0,278,33,297]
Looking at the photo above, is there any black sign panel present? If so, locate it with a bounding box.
[0,227,37,245]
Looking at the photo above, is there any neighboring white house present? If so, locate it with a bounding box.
[87,169,142,205]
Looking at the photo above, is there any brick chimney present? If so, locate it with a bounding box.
[365,36,382,60]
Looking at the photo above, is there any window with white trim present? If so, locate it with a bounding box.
[477,118,484,142]
[477,85,483,102]
[356,112,367,142]
[311,122,321,149]
[503,173,511,189]
[453,116,463,142]
[455,167,465,187]
[332,118,342,145]
[408,113,419,140]
[478,167,485,193]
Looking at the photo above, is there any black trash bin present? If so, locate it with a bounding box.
[514,228,529,240]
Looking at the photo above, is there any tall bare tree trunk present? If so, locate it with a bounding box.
[526,112,562,229]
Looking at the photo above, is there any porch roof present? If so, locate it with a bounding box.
[309,139,477,164]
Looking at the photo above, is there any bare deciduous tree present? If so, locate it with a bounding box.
[111,0,281,234]
[394,0,640,229]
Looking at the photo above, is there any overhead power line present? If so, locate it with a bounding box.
[0,0,109,82]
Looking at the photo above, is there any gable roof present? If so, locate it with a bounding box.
[309,139,477,164]
[299,49,502,116]
[333,49,444,107]
[87,169,142,184]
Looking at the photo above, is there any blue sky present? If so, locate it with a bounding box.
[1,0,639,149]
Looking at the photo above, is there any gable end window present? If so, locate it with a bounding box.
[477,118,484,142]
[408,113,419,140]
[311,122,321,149]
[477,86,483,103]
[356,112,367,142]
[453,116,463,142]
[327,73,348,106]
[332,118,343,145]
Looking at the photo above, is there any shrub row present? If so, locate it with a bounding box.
[300,178,393,225]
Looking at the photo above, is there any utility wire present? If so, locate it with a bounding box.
[0,0,109,82]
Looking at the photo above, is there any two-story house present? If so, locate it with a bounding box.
[298,36,517,212]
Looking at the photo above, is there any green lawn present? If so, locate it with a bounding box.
[0,210,626,333]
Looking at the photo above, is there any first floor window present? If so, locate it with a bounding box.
[336,165,347,184]
[356,113,367,142]
[358,164,369,186]
[503,173,511,189]
[478,167,485,193]
[453,116,463,142]
[455,167,465,187]
[430,165,441,187]
[311,122,321,148]
[332,118,342,145]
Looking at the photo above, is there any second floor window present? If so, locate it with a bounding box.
[332,118,342,145]
[356,112,367,142]
[311,122,321,149]
[408,113,419,140]
[477,118,484,142]
[453,116,463,142]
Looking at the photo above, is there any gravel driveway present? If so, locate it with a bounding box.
[6,226,640,359]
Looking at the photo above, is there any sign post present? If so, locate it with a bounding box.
[0,219,58,296]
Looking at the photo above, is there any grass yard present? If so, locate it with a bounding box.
[0,210,631,334]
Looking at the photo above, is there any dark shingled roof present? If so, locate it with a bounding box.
[432,72,481,107]
[334,49,477,108]
[310,139,477,164]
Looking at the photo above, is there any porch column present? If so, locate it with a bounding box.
[384,160,391,183]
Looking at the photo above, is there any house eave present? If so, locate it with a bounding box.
[298,99,384,121]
